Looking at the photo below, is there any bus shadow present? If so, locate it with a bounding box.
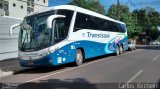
[18,78,99,89]
[14,63,75,75]
[84,53,115,63]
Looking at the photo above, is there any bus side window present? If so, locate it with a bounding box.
[74,12,89,32]
[54,20,66,43]
[118,24,126,33]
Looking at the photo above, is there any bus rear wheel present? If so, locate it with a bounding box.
[75,49,84,66]
[119,45,123,54]
[116,45,120,56]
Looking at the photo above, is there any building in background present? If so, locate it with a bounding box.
[0,16,21,61]
[0,0,48,19]
[0,0,48,61]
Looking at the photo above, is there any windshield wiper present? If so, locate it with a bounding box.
[30,31,41,51]
[21,30,29,51]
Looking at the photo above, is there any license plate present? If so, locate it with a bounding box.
[28,61,33,65]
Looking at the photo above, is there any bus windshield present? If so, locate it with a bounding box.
[19,10,74,51]
[19,11,55,51]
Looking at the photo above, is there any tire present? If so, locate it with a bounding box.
[116,45,120,56]
[75,49,83,66]
[131,47,134,51]
[119,45,123,54]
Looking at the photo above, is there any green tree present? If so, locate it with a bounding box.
[148,8,160,40]
[107,4,139,38]
[106,4,117,19]
[133,9,147,30]
[133,7,160,40]
[146,7,160,27]
[68,0,105,14]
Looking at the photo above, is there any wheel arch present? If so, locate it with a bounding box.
[116,43,120,47]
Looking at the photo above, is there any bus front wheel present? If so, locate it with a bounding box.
[75,49,84,66]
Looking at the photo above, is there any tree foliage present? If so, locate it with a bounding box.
[68,0,105,14]
[68,0,160,40]
[133,7,160,40]
[107,4,138,37]
[107,4,160,39]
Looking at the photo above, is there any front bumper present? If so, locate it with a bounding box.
[19,55,53,67]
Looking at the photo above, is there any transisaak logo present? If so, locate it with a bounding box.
[82,33,85,37]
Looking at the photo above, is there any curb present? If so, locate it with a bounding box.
[0,57,18,62]
[0,69,14,78]
[136,45,160,49]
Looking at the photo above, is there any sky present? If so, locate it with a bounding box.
[49,0,160,12]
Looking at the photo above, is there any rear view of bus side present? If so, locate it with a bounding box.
[12,5,128,67]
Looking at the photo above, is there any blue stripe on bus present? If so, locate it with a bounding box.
[19,37,128,67]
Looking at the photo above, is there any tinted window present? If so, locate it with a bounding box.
[88,16,98,30]
[107,21,117,32]
[57,10,74,32]
[118,24,126,33]
[74,13,89,31]
[54,19,66,43]
[53,10,74,43]
[74,12,126,33]
[98,19,108,31]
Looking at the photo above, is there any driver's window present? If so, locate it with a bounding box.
[54,19,67,43]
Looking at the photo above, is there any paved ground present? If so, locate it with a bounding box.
[0,58,20,71]
[0,45,160,89]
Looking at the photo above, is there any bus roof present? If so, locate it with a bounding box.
[26,5,125,24]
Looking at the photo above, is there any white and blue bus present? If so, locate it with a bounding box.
[10,5,128,67]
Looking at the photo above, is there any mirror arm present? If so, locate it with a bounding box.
[9,23,20,36]
[47,15,66,28]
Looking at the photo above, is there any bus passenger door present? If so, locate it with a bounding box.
[52,19,71,65]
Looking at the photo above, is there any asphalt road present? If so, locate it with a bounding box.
[0,46,160,89]
[0,58,20,71]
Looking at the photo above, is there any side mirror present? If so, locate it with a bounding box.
[9,23,20,36]
[47,15,66,29]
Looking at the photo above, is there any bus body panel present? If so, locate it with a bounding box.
[19,35,128,67]
[18,5,128,67]
[68,29,128,58]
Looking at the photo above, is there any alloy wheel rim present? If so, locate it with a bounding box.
[77,53,82,64]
